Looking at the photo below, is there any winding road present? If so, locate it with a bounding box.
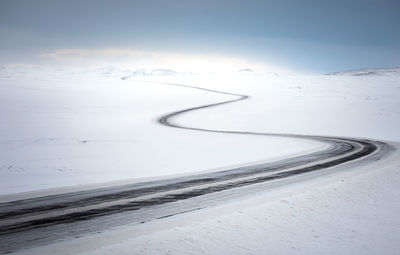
[0,78,393,253]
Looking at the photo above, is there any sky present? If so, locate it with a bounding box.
[1,0,399,73]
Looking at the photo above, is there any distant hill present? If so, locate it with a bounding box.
[326,67,400,76]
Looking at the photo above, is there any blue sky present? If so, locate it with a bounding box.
[1,0,399,73]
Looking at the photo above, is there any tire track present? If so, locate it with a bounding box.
[0,78,390,253]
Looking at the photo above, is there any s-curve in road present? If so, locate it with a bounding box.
[0,79,394,254]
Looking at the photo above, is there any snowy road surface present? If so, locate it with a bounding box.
[0,78,394,253]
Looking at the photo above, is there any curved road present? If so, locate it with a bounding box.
[0,78,394,253]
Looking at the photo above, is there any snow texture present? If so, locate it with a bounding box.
[0,66,323,195]
[1,66,400,254]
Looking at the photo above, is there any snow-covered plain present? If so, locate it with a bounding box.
[0,66,324,196]
[1,66,400,254]
[171,69,400,141]
[15,143,400,255]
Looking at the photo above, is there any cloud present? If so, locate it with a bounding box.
[38,48,293,74]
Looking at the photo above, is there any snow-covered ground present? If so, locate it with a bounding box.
[15,142,400,255]
[1,66,400,254]
[0,66,324,195]
[170,70,400,141]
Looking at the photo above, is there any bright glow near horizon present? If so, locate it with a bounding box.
[37,48,294,74]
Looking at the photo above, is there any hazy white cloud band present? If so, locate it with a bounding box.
[38,48,293,74]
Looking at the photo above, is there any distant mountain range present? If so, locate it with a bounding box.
[327,67,400,76]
